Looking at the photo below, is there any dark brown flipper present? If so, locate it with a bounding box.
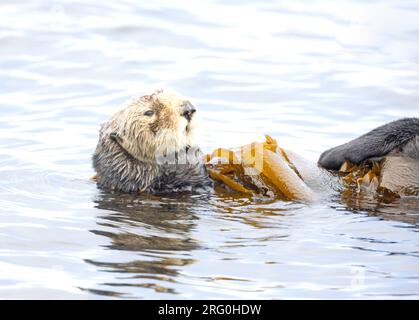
[318,118,419,170]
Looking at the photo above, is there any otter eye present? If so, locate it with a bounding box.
[144,110,154,117]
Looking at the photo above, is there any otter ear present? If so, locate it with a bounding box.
[109,131,137,160]
[110,132,123,144]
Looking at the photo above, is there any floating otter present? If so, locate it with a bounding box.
[319,118,419,170]
[92,90,418,201]
[318,118,419,195]
[92,89,213,194]
[205,118,419,200]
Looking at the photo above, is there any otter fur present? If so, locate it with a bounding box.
[93,91,418,197]
[318,118,419,170]
[318,117,419,195]
[92,89,213,194]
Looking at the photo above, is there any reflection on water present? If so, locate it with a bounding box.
[0,0,419,299]
[339,191,419,225]
[87,193,200,296]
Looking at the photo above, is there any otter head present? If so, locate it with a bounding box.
[107,89,198,162]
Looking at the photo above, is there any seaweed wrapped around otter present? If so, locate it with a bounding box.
[91,90,418,200]
[205,135,317,201]
[204,135,407,202]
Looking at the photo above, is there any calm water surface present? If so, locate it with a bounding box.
[0,0,419,299]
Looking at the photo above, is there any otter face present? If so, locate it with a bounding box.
[107,89,198,162]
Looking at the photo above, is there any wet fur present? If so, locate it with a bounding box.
[318,118,419,170]
[92,90,213,194]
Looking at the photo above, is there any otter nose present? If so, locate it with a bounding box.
[181,102,196,121]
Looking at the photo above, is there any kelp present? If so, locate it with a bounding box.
[205,135,317,202]
[204,135,403,202]
[339,159,399,199]
[340,160,381,192]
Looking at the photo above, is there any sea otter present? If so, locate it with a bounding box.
[318,118,419,170]
[92,90,418,200]
[92,89,213,194]
[204,118,419,200]
[318,118,419,195]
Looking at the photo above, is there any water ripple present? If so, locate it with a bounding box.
[0,0,418,299]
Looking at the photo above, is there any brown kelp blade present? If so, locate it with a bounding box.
[205,135,316,201]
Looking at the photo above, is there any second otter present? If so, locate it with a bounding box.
[319,118,419,195]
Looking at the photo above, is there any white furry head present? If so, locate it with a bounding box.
[104,89,198,162]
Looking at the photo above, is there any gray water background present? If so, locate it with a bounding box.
[0,0,419,299]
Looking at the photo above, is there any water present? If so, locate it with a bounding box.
[0,0,419,299]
